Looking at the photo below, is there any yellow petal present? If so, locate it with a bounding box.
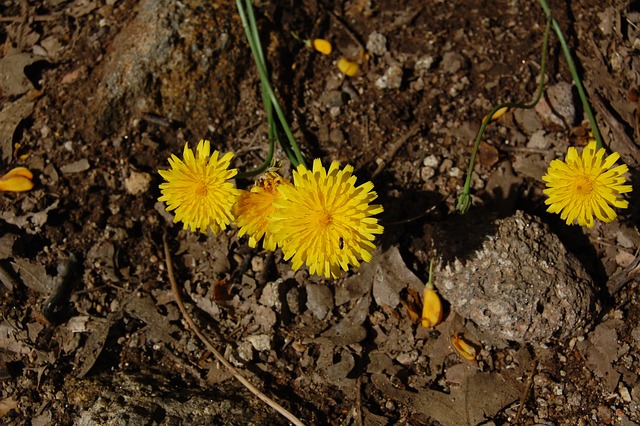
[312,39,332,55]
[337,58,359,77]
[2,167,33,180]
[0,175,34,192]
[451,334,477,361]
[421,288,443,328]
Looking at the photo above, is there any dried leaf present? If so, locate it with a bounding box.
[578,320,621,392]
[0,199,59,233]
[372,246,424,308]
[0,397,17,417]
[0,97,34,161]
[371,370,519,426]
[124,292,180,345]
[10,258,54,293]
[0,52,46,97]
[75,317,111,378]
[0,234,18,260]
[0,320,31,355]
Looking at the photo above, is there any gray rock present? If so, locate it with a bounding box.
[366,32,388,56]
[441,51,466,74]
[547,82,578,125]
[306,284,334,320]
[375,65,403,90]
[431,210,600,345]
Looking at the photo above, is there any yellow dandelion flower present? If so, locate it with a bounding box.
[233,171,292,251]
[158,139,240,234]
[269,159,384,279]
[542,140,632,228]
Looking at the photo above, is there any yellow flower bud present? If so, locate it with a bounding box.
[0,167,34,192]
[421,288,443,328]
[337,58,359,77]
[451,334,477,361]
[482,106,508,124]
[311,39,332,55]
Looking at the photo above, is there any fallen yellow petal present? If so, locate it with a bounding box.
[337,58,359,77]
[451,334,477,361]
[0,167,34,192]
[0,175,34,192]
[312,39,332,55]
[421,288,443,328]
[2,167,33,180]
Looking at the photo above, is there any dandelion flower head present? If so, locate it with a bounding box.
[269,159,384,279]
[234,171,292,251]
[158,139,240,234]
[542,140,632,227]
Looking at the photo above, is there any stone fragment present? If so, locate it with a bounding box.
[366,32,387,56]
[124,170,151,195]
[306,284,334,319]
[375,65,403,90]
[441,51,466,74]
[246,334,271,352]
[60,159,90,174]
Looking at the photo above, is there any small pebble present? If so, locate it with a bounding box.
[246,334,271,352]
[375,65,403,90]
[124,170,151,195]
[620,385,632,403]
[60,159,90,174]
[366,32,387,56]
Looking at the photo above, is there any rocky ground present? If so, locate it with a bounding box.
[1,0,640,424]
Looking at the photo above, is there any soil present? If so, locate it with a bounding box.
[1,0,640,425]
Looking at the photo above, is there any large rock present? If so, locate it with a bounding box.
[430,210,600,345]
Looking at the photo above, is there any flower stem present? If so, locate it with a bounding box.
[537,0,603,149]
[456,15,552,214]
[235,0,307,171]
[426,257,435,290]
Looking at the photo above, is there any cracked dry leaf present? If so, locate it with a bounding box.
[372,245,424,308]
[124,292,181,345]
[371,370,519,426]
[0,97,34,161]
[75,317,112,378]
[0,397,17,417]
[0,52,46,97]
[10,258,54,293]
[0,234,18,260]
[577,320,622,392]
[0,199,59,233]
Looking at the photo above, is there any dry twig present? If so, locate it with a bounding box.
[162,233,305,426]
[514,360,538,424]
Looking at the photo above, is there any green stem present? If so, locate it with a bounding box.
[538,0,603,149]
[456,15,552,214]
[235,0,307,169]
[425,258,435,290]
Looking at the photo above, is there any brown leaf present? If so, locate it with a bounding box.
[10,258,54,294]
[0,52,46,97]
[0,97,34,161]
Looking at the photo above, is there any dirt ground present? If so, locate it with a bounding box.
[1,0,640,424]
